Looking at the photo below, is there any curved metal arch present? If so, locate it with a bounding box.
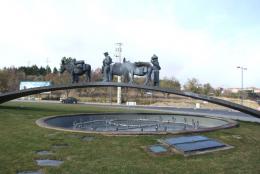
[0,82,259,118]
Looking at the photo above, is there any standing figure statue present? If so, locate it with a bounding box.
[151,54,161,86]
[102,52,113,82]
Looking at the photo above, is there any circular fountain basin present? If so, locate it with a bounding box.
[36,113,238,135]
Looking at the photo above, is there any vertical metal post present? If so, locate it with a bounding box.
[110,87,112,105]
[241,68,243,105]
[237,66,247,105]
[115,43,122,104]
[46,57,50,66]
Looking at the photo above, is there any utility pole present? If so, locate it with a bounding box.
[237,66,247,105]
[115,43,122,104]
[46,57,50,66]
[46,57,51,68]
[27,60,30,67]
[46,57,51,74]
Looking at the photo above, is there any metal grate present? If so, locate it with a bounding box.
[149,145,168,153]
[174,140,226,153]
[164,135,209,145]
[162,135,228,154]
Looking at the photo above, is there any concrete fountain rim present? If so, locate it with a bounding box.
[36,112,238,135]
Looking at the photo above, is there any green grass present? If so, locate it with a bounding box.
[0,102,259,174]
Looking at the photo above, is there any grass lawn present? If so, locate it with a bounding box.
[0,102,259,174]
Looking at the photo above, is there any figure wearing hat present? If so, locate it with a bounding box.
[102,52,113,82]
[151,54,161,86]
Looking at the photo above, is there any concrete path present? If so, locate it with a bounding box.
[11,99,260,123]
[82,102,260,123]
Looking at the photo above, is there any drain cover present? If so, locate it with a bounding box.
[149,145,168,153]
[36,150,53,155]
[161,135,231,155]
[164,135,209,145]
[36,159,64,167]
[17,171,42,174]
[174,140,226,153]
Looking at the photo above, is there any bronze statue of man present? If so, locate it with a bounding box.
[102,52,113,82]
[151,54,161,86]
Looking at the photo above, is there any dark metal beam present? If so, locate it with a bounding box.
[0,82,259,118]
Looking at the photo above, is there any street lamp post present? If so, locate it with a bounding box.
[115,43,122,104]
[237,66,247,105]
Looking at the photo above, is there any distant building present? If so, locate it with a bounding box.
[225,87,260,94]
[19,81,52,100]
[225,88,240,93]
[19,81,51,90]
[250,87,260,93]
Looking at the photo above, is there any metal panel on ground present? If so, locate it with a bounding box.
[149,145,168,153]
[164,135,209,146]
[174,140,226,153]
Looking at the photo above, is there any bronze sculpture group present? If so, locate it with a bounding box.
[60,58,91,83]
[60,52,161,86]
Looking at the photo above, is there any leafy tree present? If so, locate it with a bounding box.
[18,65,42,76]
[159,77,181,98]
[39,66,47,76]
[184,78,203,94]
[31,65,40,75]
[160,77,181,90]
[0,70,9,92]
[53,67,58,74]
[214,88,223,96]
[7,69,26,91]
[61,57,73,65]
[46,65,52,74]
[202,83,214,95]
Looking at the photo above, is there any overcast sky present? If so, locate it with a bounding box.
[0,0,259,88]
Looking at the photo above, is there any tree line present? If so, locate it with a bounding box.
[0,66,216,94]
[0,58,239,99]
[0,63,103,93]
[17,65,58,76]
